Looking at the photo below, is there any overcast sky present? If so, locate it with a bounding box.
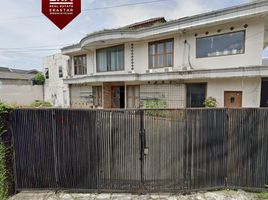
[0,0,263,70]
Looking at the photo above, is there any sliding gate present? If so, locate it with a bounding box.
[11,109,268,192]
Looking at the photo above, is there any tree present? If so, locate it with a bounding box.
[34,72,45,85]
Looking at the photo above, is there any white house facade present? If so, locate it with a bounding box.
[44,54,70,107]
[46,1,268,109]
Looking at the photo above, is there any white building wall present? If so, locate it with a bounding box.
[68,18,265,78]
[184,18,265,70]
[0,83,43,106]
[44,54,70,108]
[206,77,261,107]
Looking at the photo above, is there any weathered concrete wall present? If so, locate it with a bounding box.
[0,82,43,106]
[44,54,70,108]
[70,84,93,108]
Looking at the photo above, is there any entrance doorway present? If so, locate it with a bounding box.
[224,91,242,108]
[260,79,268,107]
[111,86,125,108]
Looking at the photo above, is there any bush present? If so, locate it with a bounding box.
[30,100,53,108]
[34,72,45,85]
[204,97,217,108]
[143,99,167,109]
[143,99,168,117]
[0,102,13,200]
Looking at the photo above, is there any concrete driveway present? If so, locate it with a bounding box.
[9,190,261,200]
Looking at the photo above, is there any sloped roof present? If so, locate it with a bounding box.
[0,67,39,80]
[121,17,166,30]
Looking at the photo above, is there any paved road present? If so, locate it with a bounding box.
[9,190,260,200]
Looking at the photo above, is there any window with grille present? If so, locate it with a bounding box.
[149,39,174,68]
[74,55,87,75]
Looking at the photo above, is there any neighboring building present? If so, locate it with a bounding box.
[0,67,43,106]
[55,1,268,109]
[44,54,70,108]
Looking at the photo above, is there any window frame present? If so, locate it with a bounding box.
[186,83,207,108]
[92,86,103,107]
[196,30,246,59]
[148,38,174,69]
[96,44,125,72]
[59,66,63,78]
[73,54,87,75]
[126,85,140,108]
[45,68,49,79]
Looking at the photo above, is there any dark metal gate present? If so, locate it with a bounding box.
[10,108,268,192]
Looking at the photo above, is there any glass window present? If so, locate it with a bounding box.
[97,45,124,72]
[74,55,87,75]
[149,39,174,68]
[45,68,49,79]
[187,83,206,108]
[93,86,102,107]
[127,85,140,108]
[196,31,245,58]
[59,66,63,78]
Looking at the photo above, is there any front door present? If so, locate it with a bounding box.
[224,91,242,108]
[111,86,125,108]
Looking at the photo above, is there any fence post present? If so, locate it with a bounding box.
[139,109,145,190]
[225,108,229,189]
[52,109,59,189]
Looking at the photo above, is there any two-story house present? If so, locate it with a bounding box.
[45,0,268,109]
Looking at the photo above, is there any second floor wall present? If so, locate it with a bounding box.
[66,18,266,77]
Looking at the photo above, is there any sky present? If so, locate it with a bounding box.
[0,0,262,70]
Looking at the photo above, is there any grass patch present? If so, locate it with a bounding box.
[257,192,268,199]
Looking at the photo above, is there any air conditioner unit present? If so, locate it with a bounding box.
[128,70,136,74]
[165,67,173,72]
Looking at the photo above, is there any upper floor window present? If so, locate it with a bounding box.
[196,31,245,58]
[96,45,124,72]
[59,66,63,78]
[45,68,49,79]
[149,39,174,68]
[74,55,87,75]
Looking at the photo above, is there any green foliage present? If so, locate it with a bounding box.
[34,72,45,85]
[143,99,167,109]
[257,192,268,199]
[143,99,168,117]
[0,102,12,200]
[204,97,217,108]
[30,100,53,108]
[0,143,8,200]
